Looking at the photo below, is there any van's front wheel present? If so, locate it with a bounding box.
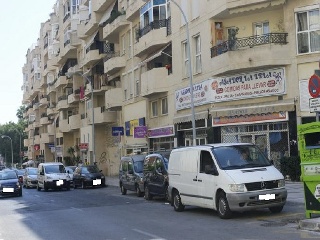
[217,192,232,219]
[173,190,185,212]
[269,206,283,213]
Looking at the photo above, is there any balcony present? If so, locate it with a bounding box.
[103,52,126,75]
[47,106,57,116]
[103,14,129,42]
[33,103,40,111]
[141,67,168,97]
[70,31,81,47]
[92,0,115,13]
[40,115,50,125]
[126,0,145,21]
[40,133,53,144]
[77,23,88,40]
[88,107,117,125]
[105,88,122,109]
[55,75,68,88]
[210,33,289,75]
[57,95,69,110]
[23,139,29,147]
[39,95,48,107]
[69,114,81,130]
[135,19,171,57]
[84,13,99,36]
[33,120,40,129]
[81,49,103,68]
[59,119,71,132]
[34,135,40,145]
[68,91,80,104]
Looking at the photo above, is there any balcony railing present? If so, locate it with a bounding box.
[210,33,288,58]
[137,18,171,40]
[103,51,120,62]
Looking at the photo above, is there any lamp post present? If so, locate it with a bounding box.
[14,129,22,166]
[1,135,13,167]
[142,0,196,146]
[67,71,95,164]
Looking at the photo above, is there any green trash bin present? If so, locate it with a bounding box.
[298,122,320,218]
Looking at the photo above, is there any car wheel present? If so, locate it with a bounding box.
[136,185,143,197]
[37,184,41,191]
[120,184,127,195]
[217,192,232,219]
[44,182,49,192]
[18,190,22,197]
[269,206,284,213]
[173,190,184,212]
[66,182,70,191]
[144,185,153,200]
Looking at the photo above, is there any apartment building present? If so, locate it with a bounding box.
[22,0,320,175]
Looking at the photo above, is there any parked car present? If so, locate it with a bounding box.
[143,153,169,200]
[37,162,71,191]
[11,168,24,184]
[119,154,146,197]
[73,165,106,189]
[168,143,287,219]
[0,169,22,197]
[23,167,38,188]
[65,166,77,187]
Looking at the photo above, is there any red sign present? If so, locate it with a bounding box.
[308,74,320,98]
[79,143,88,150]
[34,145,40,151]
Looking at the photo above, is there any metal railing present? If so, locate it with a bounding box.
[103,51,120,62]
[137,18,171,40]
[210,33,288,58]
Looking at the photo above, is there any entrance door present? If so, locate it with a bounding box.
[185,137,206,146]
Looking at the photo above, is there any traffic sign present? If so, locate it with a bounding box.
[308,74,320,98]
[309,98,320,112]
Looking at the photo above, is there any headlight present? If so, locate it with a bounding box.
[278,179,285,188]
[229,184,245,192]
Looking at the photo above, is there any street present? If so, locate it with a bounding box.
[0,185,319,240]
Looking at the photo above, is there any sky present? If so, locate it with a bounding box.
[0,1,56,125]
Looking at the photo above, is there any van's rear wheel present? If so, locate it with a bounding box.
[173,190,184,212]
[217,192,232,219]
[269,206,283,213]
[37,184,41,191]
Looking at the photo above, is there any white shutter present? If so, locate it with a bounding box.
[299,79,311,112]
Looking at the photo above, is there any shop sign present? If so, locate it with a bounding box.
[212,112,288,126]
[79,143,88,151]
[34,145,40,151]
[147,125,175,138]
[134,126,148,138]
[175,68,285,110]
[125,117,145,136]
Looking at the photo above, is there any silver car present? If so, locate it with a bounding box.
[23,167,38,188]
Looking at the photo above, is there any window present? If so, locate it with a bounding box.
[124,89,127,100]
[127,31,131,58]
[161,98,168,115]
[64,1,70,16]
[151,101,158,117]
[121,34,126,55]
[71,0,80,15]
[182,41,189,77]
[296,8,320,54]
[139,0,168,29]
[254,21,269,35]
[136,79,140,96]
[194,35,201,73]
[200,151,213,173]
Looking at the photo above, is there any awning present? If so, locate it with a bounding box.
[85,30,99,47]
[99,1,117,26]
[229,0,285,14]
[210,99,295,118]
[173,111,208,124]
[139,43,172,66]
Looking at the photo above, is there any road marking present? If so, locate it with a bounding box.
[132,228,166,240]
[70,207,83,212]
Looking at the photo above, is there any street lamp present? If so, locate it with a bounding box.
[142,0,196,146]
[1,135,13,167]
[66,71,95,164]
[14,129,22,166]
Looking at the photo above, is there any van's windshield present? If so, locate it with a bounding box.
[45,165,66,174]
[212,145,272,170]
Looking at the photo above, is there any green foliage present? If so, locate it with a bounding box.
[280,156,301,181]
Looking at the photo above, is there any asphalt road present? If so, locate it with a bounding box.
[0,185,319,240]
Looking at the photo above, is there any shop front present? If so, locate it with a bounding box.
[148,125,175,156]
[211,99,296,168]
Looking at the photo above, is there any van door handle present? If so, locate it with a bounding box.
[198,179,202,182]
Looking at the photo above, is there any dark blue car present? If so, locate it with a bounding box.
[0,169,22,197]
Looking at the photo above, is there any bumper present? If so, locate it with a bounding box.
[27,180,38,187]
[83,178,106,187]
[45,180,70,189]
[226,188,287,212]
[0,187,22,197]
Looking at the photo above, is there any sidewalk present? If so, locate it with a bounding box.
[105,176,320,232]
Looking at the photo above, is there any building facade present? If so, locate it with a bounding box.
[22,0,320,175]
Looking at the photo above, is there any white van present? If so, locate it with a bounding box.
[37,162,71,191]
[168,143,287,219]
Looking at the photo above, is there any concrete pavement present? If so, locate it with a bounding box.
[105,176,320,232]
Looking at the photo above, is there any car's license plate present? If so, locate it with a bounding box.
[93,179,101,185]
[259,194,275,200]
[56,180,64,186]
[3,188,14,192]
